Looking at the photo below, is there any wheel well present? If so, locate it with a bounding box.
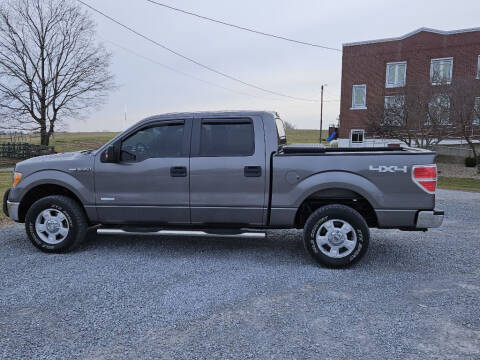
[294,188,378,228]
[18,184,84,222]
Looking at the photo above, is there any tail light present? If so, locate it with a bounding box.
[412,165,437,194]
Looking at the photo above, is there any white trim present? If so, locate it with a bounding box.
[385,61,407,88]
[430,57,453,85]
[349,106,367,110]
[474,97,480,126]
[343,27,480,47]
[477,55,480,79]
[351,84,367,109]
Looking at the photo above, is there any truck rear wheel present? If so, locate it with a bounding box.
[303,204,369,268]
[25,195,87,253]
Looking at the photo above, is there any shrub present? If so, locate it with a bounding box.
[465,157,477,167]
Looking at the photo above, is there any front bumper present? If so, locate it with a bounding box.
[3,188,19,222]
[416,210,444,228]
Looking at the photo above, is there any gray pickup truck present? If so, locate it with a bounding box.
[3,111,443,267]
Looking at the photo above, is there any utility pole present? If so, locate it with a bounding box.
[319,85,325,143]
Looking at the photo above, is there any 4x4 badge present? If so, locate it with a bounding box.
[369,165,408,173]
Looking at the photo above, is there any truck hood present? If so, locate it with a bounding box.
[14,151,95,176]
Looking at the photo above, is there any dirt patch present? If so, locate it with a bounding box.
[0,218,14,227]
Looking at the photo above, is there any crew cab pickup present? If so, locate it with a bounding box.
[3,111,444,267]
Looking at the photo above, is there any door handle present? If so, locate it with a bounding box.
[244,166,262,177]
[170,166,187,177]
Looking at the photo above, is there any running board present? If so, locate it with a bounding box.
[96,228,266,239]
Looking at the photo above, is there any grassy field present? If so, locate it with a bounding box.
[285,129,327,144]
[437,176,480,192]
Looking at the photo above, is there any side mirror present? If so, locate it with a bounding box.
[101,145,117,163]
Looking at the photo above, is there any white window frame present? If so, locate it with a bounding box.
[430,57,453,85]
[350,129,365,144]
[351,84,367,110]
[477,56,480,79]
[385,61,407,88]
[474,97,480,126]
[383,95,406,126]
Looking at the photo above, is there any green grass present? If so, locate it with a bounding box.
[44,132,119,153]
[0,131,118,153]
[286,129,327,144]
[438,176,480,192]
[0,172,13,225]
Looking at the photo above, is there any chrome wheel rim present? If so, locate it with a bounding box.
[315,219,357,259]
[35,208,70,244]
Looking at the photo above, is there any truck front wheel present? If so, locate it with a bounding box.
[303,204,369,268]
[25,195,87,253]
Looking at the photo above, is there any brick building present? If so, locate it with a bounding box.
[339,27,480,146]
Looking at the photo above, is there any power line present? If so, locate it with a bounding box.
[145,0,342,52]
[105,38,340,103]
[76,0,319,102]
[101,37,283,101]
[104,39,327,103]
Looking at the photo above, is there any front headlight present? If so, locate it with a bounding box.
[12,172,22,188]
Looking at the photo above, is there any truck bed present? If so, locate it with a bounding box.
[281,145,431,155]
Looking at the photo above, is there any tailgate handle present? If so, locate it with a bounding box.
[244,166,262,177]
[170,166,187,177]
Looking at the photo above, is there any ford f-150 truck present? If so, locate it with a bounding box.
[3,111,444,267]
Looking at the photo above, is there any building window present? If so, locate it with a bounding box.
[386,61,407,88]
[477,56,480,79]
[350,129,364,144]
[474,97,480,126]
[430,57,453,85]
[383,95,405,126]
[351,84,366,109]
[426,94,451,126]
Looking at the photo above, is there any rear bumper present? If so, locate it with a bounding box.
[375,209,444,229]
[416,210,444,229]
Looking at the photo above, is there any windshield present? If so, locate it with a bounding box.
[275,117,287,146]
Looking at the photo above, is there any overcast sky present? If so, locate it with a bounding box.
[75,0,480,132]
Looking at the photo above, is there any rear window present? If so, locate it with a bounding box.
[200,120,254,156]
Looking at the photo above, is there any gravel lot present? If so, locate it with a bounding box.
[1,189,479,360]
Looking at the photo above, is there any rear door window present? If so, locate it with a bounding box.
[199,120,254,156]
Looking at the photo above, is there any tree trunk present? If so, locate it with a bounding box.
[40,124,48,146]
[463,130,478,173]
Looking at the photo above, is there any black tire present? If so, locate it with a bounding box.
[303,204,369,268]
[25,195,87,253]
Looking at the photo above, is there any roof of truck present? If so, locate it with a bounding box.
[140,110,276,123]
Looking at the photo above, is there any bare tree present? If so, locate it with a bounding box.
[367,79,456,148]
[449,77,480,172]
[0,0,114,145]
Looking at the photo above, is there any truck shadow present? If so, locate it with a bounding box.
[80,229,314,267]
[77,228,445,272]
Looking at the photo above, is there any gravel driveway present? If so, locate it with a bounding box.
[1,189,479,360]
